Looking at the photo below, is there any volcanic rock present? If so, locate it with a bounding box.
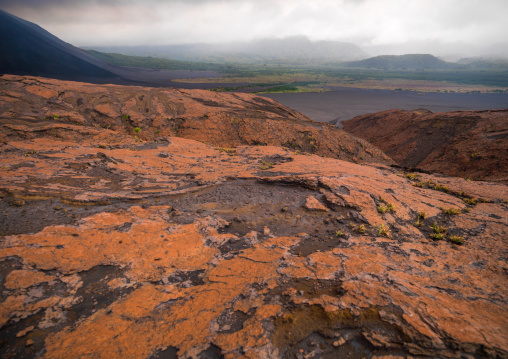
[0,75,392,165]
[0,76,507,359]
[342,108,508,183]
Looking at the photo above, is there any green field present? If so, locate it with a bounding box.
[87,50,508,92]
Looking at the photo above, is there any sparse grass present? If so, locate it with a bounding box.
[463,197,477,205]
[335,230,345,237]
[53,114,60,119]
[449,235,465,245]
[122,115,130,121]
[413,180,448,192]
[470,151,482,160]
[430,222,447,240]
[418,211,427,219]
[404,172,419,180]
[414,218,423,227]
[133,127,141,133]
[356,224,367,234]
[378,223,391,238]
[464,207,471,213]
[215,147,237,156]
[433,184,449,192]
[24,150,36,157]
[441,207,461,215]
[378,202,396,214]
[430,232,445,240]
[260,160,273,170]
[431,222,447,233]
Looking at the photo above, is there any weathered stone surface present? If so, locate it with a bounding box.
[0,74,392,165]
[342,108,508,183]
[0,76,507,359]
[303,196,328,211]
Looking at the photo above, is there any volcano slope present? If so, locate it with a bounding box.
[342,109,508,184]
[0,76,507,359]
[0,75,390,164]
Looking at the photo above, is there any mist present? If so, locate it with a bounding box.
[1,0,508,58]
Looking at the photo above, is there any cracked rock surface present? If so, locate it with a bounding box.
[0,76,507,359]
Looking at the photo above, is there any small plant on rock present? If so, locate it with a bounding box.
[335,230,345,237]
[260,161,273,170]
[463,198,477,205]
[430,222,447,240]
[378,223,391,238]
[430,232,445,240]
[356,224,367,234]
[134,127,141,133]
[441,207,461,215]
[449,235,465,245]
[215,147,236,156]
[377,204,389,213]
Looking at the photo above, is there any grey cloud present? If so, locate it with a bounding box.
[1,0,507,57]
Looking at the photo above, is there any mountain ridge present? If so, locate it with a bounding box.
[0,9,120,82]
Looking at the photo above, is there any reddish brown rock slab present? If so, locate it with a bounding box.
[303,196,328,211]
[342,108,508,183]
[0,79,507,359]
[0,75,392,165]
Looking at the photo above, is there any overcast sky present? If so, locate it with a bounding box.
[2,0,507,57]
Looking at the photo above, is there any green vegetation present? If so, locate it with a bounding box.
[87,49,508,92]
[85,50,228,72]
[463,197,477,205]
[215,147,236,156]
[430,222,447,240]
[413,180,448,193]
[335,230,345,237]
[356,224,367,234]
[404,172,419,180]
[133,127,141,133]
[441,207,461,215]
[378,223,391,238]
[449,235,465,245]
[260,161,273,170]
[378,202,396,213]
[470,151,482,160]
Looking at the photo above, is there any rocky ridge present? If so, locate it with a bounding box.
[0,75,391,165]
[342,108,508,183]
[0,76,507,359]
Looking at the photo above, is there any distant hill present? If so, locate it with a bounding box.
[457,57,508,70]
[0,9,120,82]
[84,36,369,66]
[342,54,460,70]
